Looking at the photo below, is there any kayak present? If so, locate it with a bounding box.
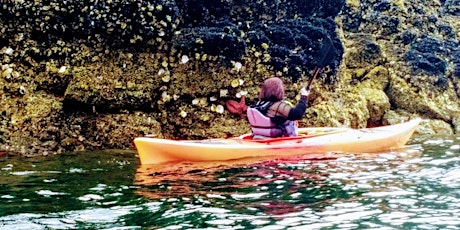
[134,118,421,165]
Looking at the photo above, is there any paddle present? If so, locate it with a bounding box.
[305,36,336,90]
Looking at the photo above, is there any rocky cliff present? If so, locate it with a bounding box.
[1,0,459,156]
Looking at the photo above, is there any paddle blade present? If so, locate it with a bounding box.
[305,36,337,90]
[316,36,336,68]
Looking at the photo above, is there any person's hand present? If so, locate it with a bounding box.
[300,88,310,97]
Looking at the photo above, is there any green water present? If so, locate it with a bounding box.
[0,136,459,229]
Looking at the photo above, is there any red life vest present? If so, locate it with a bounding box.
[247,107,298,137]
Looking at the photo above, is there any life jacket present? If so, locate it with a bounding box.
[247,101,298,137]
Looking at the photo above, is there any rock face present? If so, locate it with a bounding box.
[0,0,459,156]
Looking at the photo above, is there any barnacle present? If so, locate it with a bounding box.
[162,75,170,82]
[220,89,228,97]
[19,85,26,94]
[231,79,240,88]
[234,61,242,71]
[58,66,67,73]
[180,55,189,64]
[261,43,269,50]
[5,47,14,55]
[263,53,271,62]
[161,91,171,102]
[2,68,13,79]
[11,71,20,78]
[216,105,224,114]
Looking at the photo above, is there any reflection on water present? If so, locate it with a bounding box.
[0,136,459,229]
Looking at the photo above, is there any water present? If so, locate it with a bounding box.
[1,136,459,229]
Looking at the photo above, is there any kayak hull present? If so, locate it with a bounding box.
[134,118,421,165]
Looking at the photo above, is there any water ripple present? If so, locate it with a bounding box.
[1,138,460,229]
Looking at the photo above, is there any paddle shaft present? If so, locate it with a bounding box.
[304,36,335,90]
[305,67,322,90]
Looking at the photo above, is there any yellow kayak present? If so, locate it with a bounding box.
[134,118,421,165]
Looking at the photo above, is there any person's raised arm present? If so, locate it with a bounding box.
[287,88,309,120]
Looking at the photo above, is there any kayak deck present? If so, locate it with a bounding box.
[134,118,421,165]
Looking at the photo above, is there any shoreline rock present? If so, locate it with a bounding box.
[0,0,459,156]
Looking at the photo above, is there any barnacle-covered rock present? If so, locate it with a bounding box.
[0,0,459,157]
[386,74,459,123]
[0,93,63,156]
[63,52,163,112]
[57,111,162,152]
[344,35,384,69]
[358,88,390,126]
[302,91,370,128]
[0,0,180,47]
[383,110,454,136]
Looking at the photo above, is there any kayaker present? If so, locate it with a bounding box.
[247,77,310,138]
